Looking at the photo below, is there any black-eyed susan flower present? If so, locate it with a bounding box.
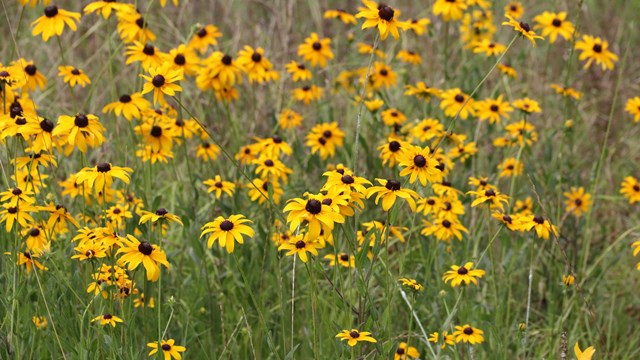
[236,45,278,83]
[550,84,582,100]
[533,12,574,44]
[147,339,186,359]
[293,85,323,105]
[432,0,467,21]
[428,331,455,349]
[324,9,356,25]
[625,97,640,122]
[443,262,485,287]
[165,44,200,76]
[52,113,106,153]
[406,18,431,35]
[357,42,386,59]
[200,214,254,253]
[324,253,355,268]
[117,235,170,281]
[394,342,419,359]
[278,233,321,263]
[521,215,559,240]
[134,293,155,308]
[411,118,445,142]
[71,241,107,261]
[116,8,155,43]
[83,1,131,19]
[305,122,345,159]
[188,24,222,54]
[140,63,183,106]
[512,97,541,113]
[398,144,442,186]
[125,42,165,71]
[356,1,407,41]
[404,82,441,102]
[297,32,334,68]
[285,61,312,82]
[563,187,591,217]
[468,188,510,210]
[621,176,640,203]
[139,208,183,226]
[58,66,91,87]
[498,63,517,78]
[278,108,303,129]
[12,167,49,194]
[453,324,484,344]
[491,212,524,232]
[399,278,424,292]
[254,155,293,184]
[32,316,47,330]
[472,39,507,57]
[91,313,123,327]
[421,218,468,242]
[75,163,132,192]
[575,35,618,70]
[17,251,48,273]
[502,15,544,46]
[378,137,407,167]
[504,2,524,19]
[371,62,397,89]
[335,329,377,347]
[474,96,513,124]
[31,5,81,42]
[498,157,523,178]
[247,178,283,205]
[195,142,220,161]
[102,93,150,121]
[38,202,80,230]
[283,193,345,240]
[440,88,474,119]
[13,59,47,92]
[366,179,419,212]
[574,343,595,360]
[203,175,235,199]
[1,203,36,232]
[563,274,575,286]
[380,108,405,127]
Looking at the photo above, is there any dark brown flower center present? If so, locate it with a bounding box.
[251,52,262,62]
[322,198,332,206]
[152,75,165,87]
[162,344,171,351]
[8,207,17,214]
[71,68,81,75]
[484,189,496,197]
[297,63,306,70]
[490,104,499,112]
[136,16,146,29]
[533,215,544,224]
[379,69,388,76]
[574,199,582,206]
[44,5,58,17]
[454,94,465,103]
[340,254,349,261]
[633,185,640,192]
[103,313,113,320]
[378,5,394,21]
[592,44,602,53]
[552,18,562,27]
[323,130,332,138]
[442,220,452,228]
[215,182,223,188]
[74,114,89,127]
[389,141,401,152]
[97,162,111,172]
[413,155,427,168]
[24,64,37,75]
[503,215,512,223]
[155,208,168,216]
[264,159,274,167]
[85,249,95,258]
[341,175,355,184]
[197,28,207,37]
[138,241,153,255]
[385,179,401,191]
[119,94,132,103]
[295,240,306,249]
[396,347,405,355]
[220,220,234,231]
[519,22,531,32]
[272,136,282,143]
[151,125,163,137]
[174,54,186,65]
[221,55,232,65]
[350,331,360,338]
[113,207,121,214]
[40,119,54,132]
[312,42,322,50]
[305,199,322,214]
[464,327,474,335]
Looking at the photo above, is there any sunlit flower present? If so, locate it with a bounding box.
[335,329,377,347]
[147,339,186,359]
[297,32,334,68]
[533,11,575,44]
[117,234,170,281]
[356,1,407,41]
[91,313,123,327]
[140,63,183,106]
[575,35,618,70]
[31,5,81,42]
[200,214,254,253]
[574,342,595,360]
[563,187,591,217]
[502,15,544,46]
[453,324,484,344]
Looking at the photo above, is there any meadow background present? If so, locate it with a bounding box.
[1,0,639,359]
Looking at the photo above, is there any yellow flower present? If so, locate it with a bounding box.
[297,32,334,68]
[574,342,595,360]
[91,313,123,327]
[443,262,485,287]
[563,274,575,286]
[140,63,184,106]
[398,144,442,186]
[58,66,91,87]
[31,5,81,42]
[324,9,356,25]
[102,92,150,121]
[620,176,640,204]
[356,1,407,41]
[625,97,640,122]
[293,85,323,105]
[394,342,420,359]
[432,0,468,22]
[200,214,254,253]
[563,187,592,217]
[203,175,236,199]
[147,339,186,359]
[520,215,559,240]
[399,278,424,292]
[278,233,321,263]
[335,329,377,347]
[139,208,183,226]
[453,324,484,344]
[366,178,420,212]
[575,35,618,70]
[502,15,544,46]
[533,11,575,44]
[550,84,583,100]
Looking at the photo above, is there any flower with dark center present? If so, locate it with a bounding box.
[71,68,81,75]
[214,182,223,188]
[162,344,171,351]
[427,199,436,205]
[0,71,9,78]
[389,141,401,152]
[340,254,349,262]
[25,64,37,75]
[490,104,499,112]
[323,130,332,138]
[519,22,531,32]
[457,266,468,275]
[74,114,89,127]
[454,94,465,103]
[442,220,452,228]
[111,207,121,215]
[312,42,322,50]
[503,215,512,223]
[150,125,162,137]
[155,208,168,216]
[378,6,394,21]
[103,313,113,320]
[533,215,544,224]
[385,179,401,191]
[251,52,262,62]
[302,85,311,91]
[396,347,405,355]
[23,251,32,259]
[174,54,186,65]
[85,250,95,258]
[119,94,132,103]
[97,162,111,172]
[464,327,474,335]
[322,198,332,206]
[138,241,153,255]
[15,117,27,125]
[592,44,602,53]
[336,168,345,175]
[297,63,306,70]
[443,202,452,211]
[175,118,184,126]
[136,16,146,28]
[484,189,496,197]
[341,175,354,184]
[413,155,427,167]
[272,136,282,143]
[552,18,562,27]
[575,199,582,206]
[305,199,322,214]
[12,187,22,195]
[295,240,306,249]
[152,75,165,87]
[221,55,232,65]
[264,159,274,167]
[506,165,514,170]
[435,162,445,172]
[197,28,207,37]
[30,228,40,237]
[318,137,327,145]
[220,220,234,231]
[380,68,388,76]
[8,207,17,214]
[44,5,58,17]
[634,185,640,192]
[10,107,23,119]
[349,331,360,338]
